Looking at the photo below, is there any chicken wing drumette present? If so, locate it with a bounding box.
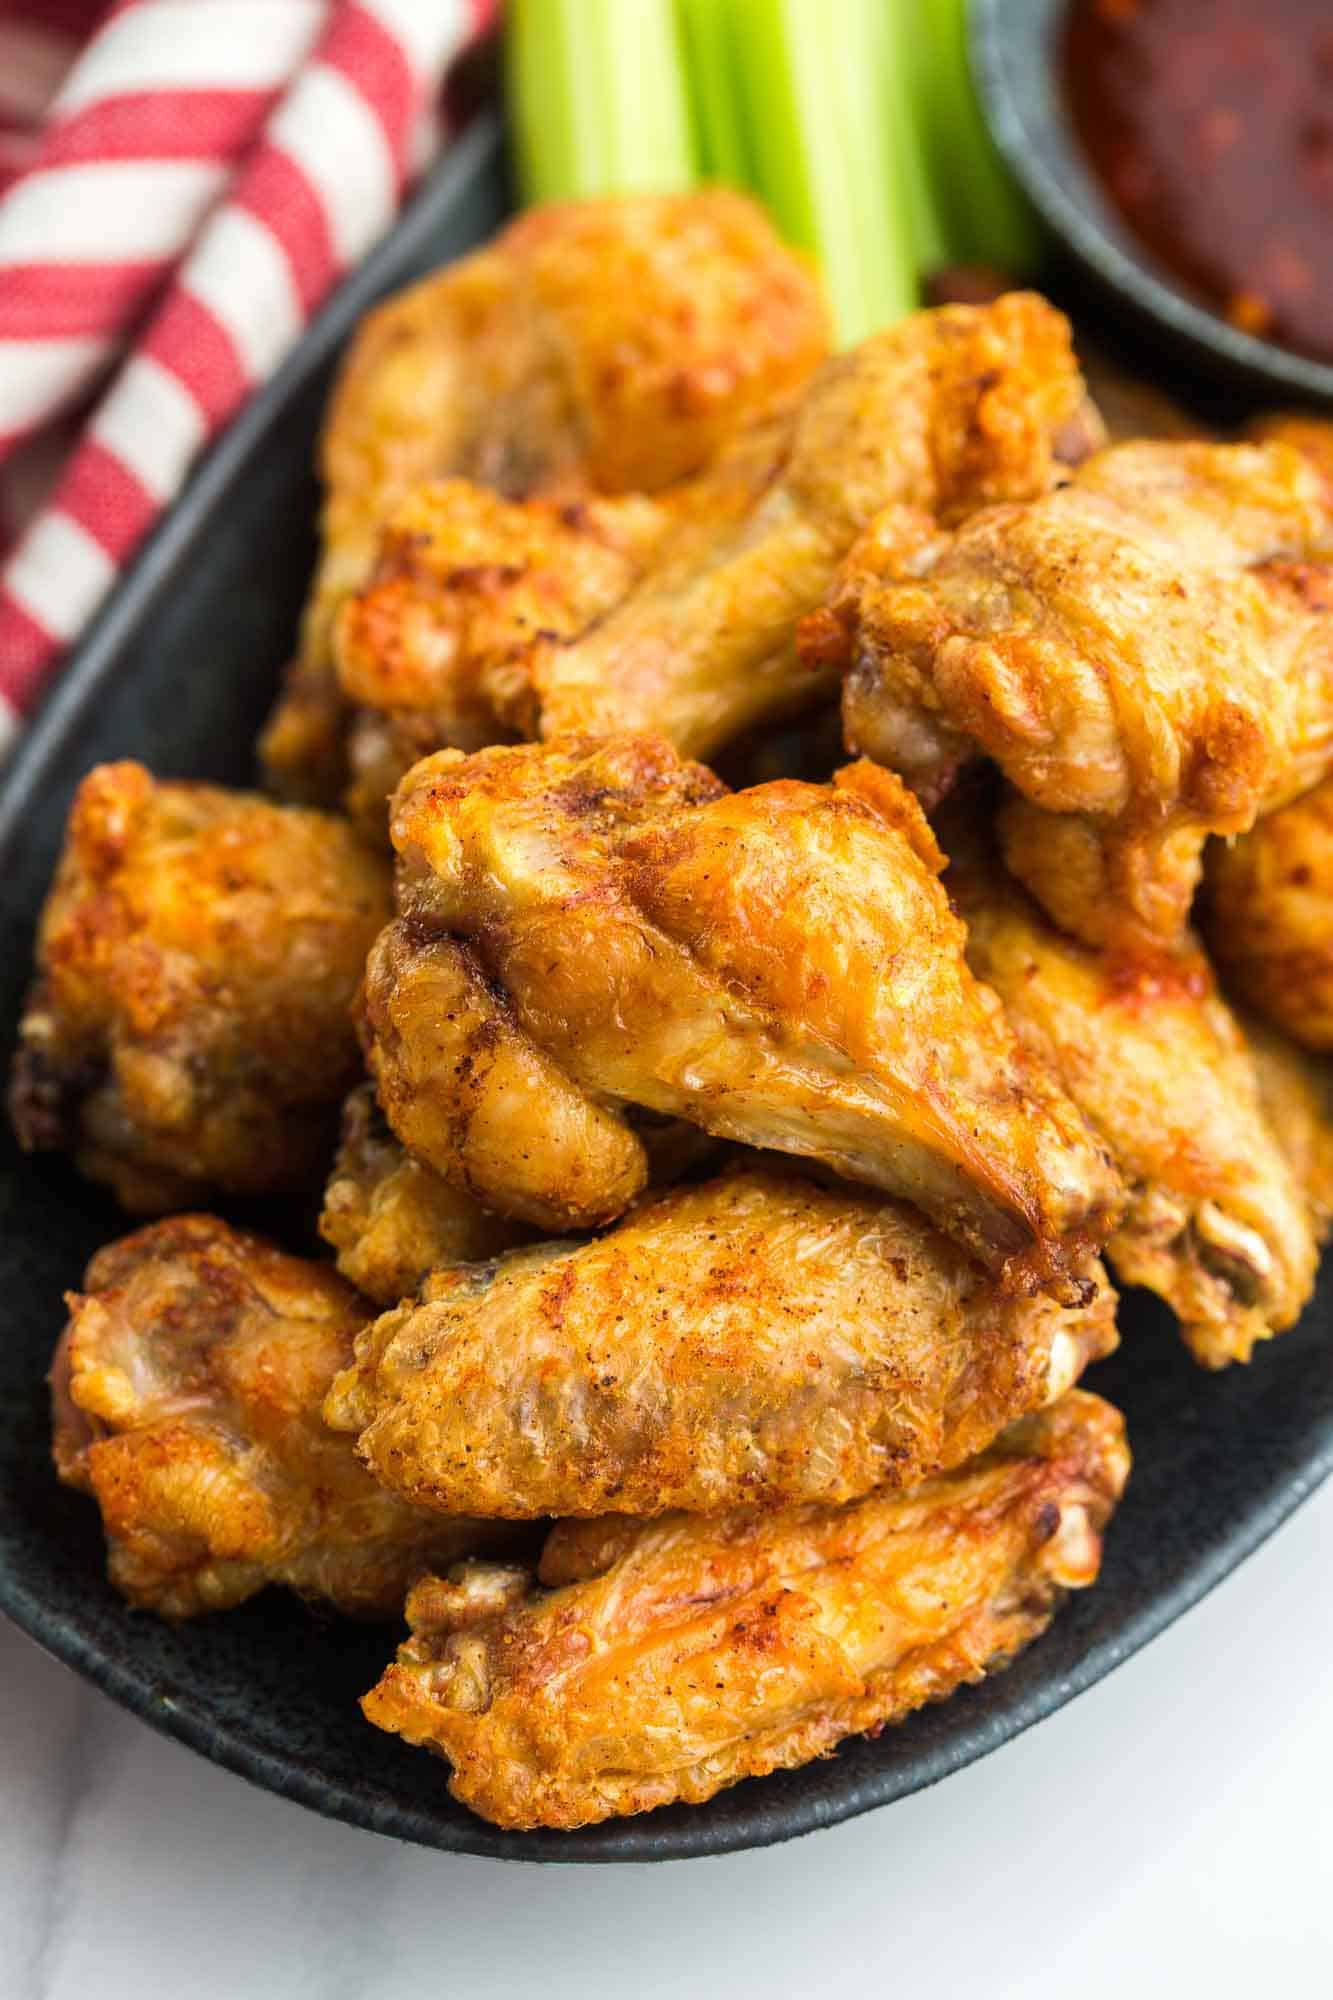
[814,440,1333,951]
[10,762,390,1212]
[364,735,1122,1291]
[362,1390,1128,1830]
[1202,776,1333,1051]
[52,1217,511,1618]
[952,849,1319,1368]
[259,190,830,804]
[334,292,1101,800]
[325,1164,1118,1519]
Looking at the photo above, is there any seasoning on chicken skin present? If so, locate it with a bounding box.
[368,734,1123,1293]
[319,1085,531,1307]
[325,1163,1119,1519]
[259,190,830,804]
[326,291,1099,817]
[52,1217,512,1618]
[10,762,391,1213]
[817,440,1333,952]
[361,1390,1129,1830]
[1202,776,1333,1052]
[953,851,1318,1368]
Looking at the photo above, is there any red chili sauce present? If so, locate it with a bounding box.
[1064,0,1333,365]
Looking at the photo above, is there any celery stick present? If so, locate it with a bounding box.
[676,0,752,185]
[507,0,699,204]
[729,0,917,343]
[908,0,1040,271]
[883,0,950,276]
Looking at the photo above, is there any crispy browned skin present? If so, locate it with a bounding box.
[820,440,1333,951]
[1248,413,1333,493]
[326,292,1097,820]
[51,1217,510,1618]
[362,1390,1128,1830]
[10,763,390,1212]
[369,735,1123,1291]
[953,853,1318,1368]
[326,1164,1118,1518]
[259,191,830,803]
[516,294,1099,762]
[319,1085,531,1306]
[1203,777,1333,1051]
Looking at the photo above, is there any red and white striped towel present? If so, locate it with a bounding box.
[0,0,496,754]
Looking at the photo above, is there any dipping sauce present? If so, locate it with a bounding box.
[1065,0,1333,365]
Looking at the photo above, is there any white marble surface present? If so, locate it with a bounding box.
[5,1478,1332,2000]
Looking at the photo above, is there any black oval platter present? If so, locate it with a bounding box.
[1,114,1331,1865]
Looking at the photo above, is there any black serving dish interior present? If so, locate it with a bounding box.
[2,112,1332,1865]
[971,0,1333,408]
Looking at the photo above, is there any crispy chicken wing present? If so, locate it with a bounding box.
[953,851,1318,1367]
[318,1085,531,1306]
[259,191,829,804]
[325,1164,1118,1519]
[366,735,1123,1290]
[1202,777,1333,1050]
[326,292,1099,817]
[362,1390,1128,1830]
[52,1216,509,1618]
[819,440,1333,950]
[10,763,390,1212]
[1244,1015,1333,1232]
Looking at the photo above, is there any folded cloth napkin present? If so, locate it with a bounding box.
[0,0,496,755]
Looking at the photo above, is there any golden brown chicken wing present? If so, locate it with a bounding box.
[953,852,1318,1368]
[326,291,1098,819]
[362,1389,1128,1830]
[366,736,1122,1291]
[259,191,830,804]
[325,1163,1118,1519]
[1244,1014,1333,1232]
[819,440,1333,951]
[318,1085,531,1306]
[1202,777,1333,1051]
[10,763,390,1213]
[52,1216,510,1618]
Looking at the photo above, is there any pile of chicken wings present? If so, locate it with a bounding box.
[16,192,1333,1833]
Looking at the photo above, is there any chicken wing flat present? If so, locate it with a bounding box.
[52,1216,510,1618]
[954,851,1317,1367]
[362,1390,1128,1830]
[1202,777,1333,1051]
[10,762,390,1212]
[319,1085,531,1306]
[259,191,830,804]
[367,735,1123,1290]
[1244,1014,1333,1233]
[325,1164,1118,1519]
[820,440,1333,951]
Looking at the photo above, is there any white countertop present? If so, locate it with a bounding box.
[5,1476,1331,2000]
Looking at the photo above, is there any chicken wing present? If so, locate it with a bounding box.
[1202,777,1333,1051]
[366,735,1123,1291]
[362,1390,1128,1830]
[52,1216,511,1618]
[325,291,1099,823]
[953,850,1318,1368]
[319,1085,531,1306]
[10,763,390,1212]
[1244,1014,1333,1233]
[259,190,830,804]
[326,1163,1118,1519]
[819,440,1333,951]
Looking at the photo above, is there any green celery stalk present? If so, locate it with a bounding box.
[907,0,1040,271]
[882,0,950,276]
[676,0,753,185]
[729,0,918,343]
[507,0,699,203]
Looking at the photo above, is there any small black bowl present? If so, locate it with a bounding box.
[971,0,1333,407]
